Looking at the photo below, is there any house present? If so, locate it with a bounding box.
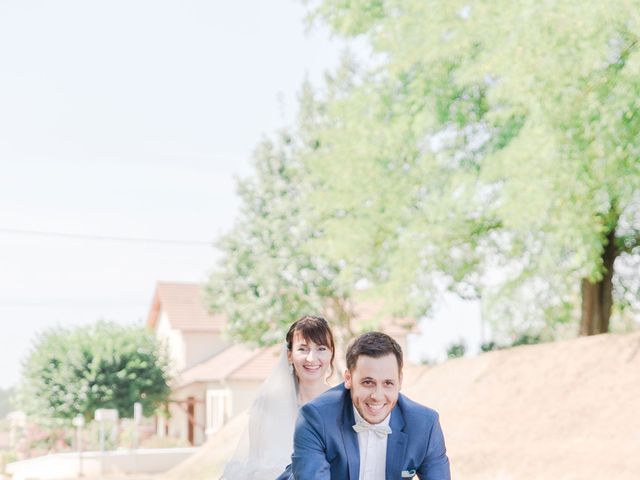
[146,281,418,446]
[146,282,280,446]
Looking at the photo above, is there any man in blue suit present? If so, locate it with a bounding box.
[288,331,450,480]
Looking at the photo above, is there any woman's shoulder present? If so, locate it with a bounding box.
[302,382,347,412]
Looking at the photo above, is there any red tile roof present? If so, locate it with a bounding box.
[174,344,281,388]
[230,345,282,380]
[146,281,226,332]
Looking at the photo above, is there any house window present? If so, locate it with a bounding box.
[205,389,231,436]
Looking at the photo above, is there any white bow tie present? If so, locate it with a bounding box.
[352,420,392,438]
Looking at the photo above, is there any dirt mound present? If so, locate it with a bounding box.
[162,330,640,479]
[403,330,640,480]
[159,411,248,480]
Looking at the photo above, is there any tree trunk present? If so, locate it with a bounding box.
[323,296,356,375]
[579,228,617,335]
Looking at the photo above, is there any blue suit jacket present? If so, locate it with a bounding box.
[285,383,450,480]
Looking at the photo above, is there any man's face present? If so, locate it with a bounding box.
[344,353,402,424]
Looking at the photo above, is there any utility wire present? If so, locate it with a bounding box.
[0,227,212,246]
[0,299,147,308]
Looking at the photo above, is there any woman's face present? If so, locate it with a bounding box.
[288,331,333,386]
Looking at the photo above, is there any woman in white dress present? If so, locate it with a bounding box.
[221,315,335,479]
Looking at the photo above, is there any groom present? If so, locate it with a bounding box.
[282,331,450,480]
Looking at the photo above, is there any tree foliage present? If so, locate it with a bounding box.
[207,114,355,346]
[0,387,14,418]
[302,0,640,337]
[19,321,170,421]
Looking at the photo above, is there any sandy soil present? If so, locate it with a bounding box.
[161,330,640,480]
[403,330,640,480]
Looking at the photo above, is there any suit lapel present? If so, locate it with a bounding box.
[340,389,360,480]
[386,400,408,479]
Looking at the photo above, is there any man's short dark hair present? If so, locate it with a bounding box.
[346,331,403,372]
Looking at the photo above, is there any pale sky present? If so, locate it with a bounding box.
[0,0,348,389]
[0,1,483,391]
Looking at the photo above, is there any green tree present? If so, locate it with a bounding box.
[303,0,640,337]
[207,120,355,347]
[19,321,170,421]
[0,387,14,417]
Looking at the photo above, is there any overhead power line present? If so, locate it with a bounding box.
[0,227,212,246]
[0,299,147,308]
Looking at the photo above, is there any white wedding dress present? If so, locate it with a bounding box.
[221,344,298,479]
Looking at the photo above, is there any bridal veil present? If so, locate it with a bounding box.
[221,344,298,479]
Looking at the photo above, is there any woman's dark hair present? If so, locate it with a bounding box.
[286,315,335,378]
[346,331,403,372]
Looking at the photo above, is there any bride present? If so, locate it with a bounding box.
[221,315,336,479]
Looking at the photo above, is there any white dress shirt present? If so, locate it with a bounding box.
[353,407,391,480]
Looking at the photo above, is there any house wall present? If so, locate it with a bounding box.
[226,379,263,419]
[182,332,229,370]
[165,379,272,446]
[167,383,211,446]
[201,379,263,442]
[166,399,187,443]
[155,309,186,373]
